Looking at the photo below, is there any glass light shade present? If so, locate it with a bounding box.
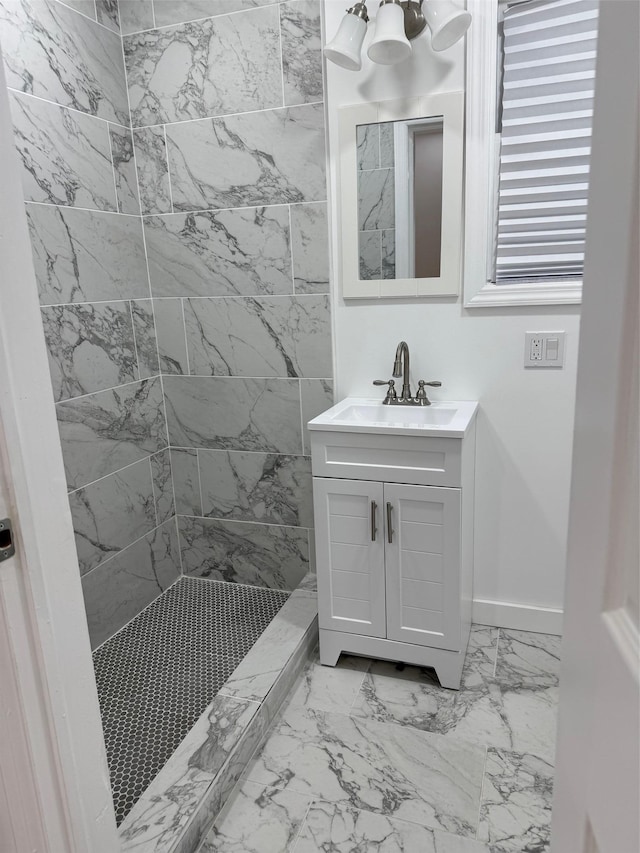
[367,2,412,66]
[423,0,471,51]
[324,12,368,71]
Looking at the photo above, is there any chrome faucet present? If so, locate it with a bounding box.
[393,341,412,403]
[373,341,442,405]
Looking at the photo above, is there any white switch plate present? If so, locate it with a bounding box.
[524,332,565,368]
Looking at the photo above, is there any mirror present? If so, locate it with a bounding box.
[357,117,444,281]
[338,92,464,299]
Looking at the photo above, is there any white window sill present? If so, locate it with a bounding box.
[464,280,583,308]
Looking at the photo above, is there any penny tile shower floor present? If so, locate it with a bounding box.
[199,626,561,853]
[92,576,289,825]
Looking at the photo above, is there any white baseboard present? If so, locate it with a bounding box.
[472,598,563,635]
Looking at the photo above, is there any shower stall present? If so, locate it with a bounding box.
[0,0,330,843]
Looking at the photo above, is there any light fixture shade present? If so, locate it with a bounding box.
[324,11,368,71]
[424,0,471,51]
[367,2,412,66]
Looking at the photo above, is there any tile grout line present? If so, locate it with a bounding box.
[7,87,129,131]
[290,797,315,852]
[106,122,121,213]
[144,198,329,218]
[41,293,330,308]
[196,448,205,518]
[67,446,165,496]
[82,516,174,591]
[126,2,286,38]
[25,199,140,218]
[148,455,160,528]
[130,100,325,132]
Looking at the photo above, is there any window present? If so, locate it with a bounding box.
[464,0,600,306]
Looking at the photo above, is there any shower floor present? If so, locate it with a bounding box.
[92,576,289,826]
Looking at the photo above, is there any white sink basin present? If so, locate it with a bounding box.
[308,397,478,438]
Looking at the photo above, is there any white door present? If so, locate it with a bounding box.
[551,1,639,850]
[313,477,386,637]
[384,483,461,651]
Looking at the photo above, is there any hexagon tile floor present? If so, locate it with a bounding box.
[92,577,289,825]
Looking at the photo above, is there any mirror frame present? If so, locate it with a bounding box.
[338,91,464,299]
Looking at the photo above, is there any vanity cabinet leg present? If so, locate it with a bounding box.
[318,630,342,667]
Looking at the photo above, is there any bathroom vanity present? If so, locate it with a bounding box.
[308,398,478,689]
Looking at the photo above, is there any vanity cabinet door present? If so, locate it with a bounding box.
[313,477,386,638]
[384,483,461,651]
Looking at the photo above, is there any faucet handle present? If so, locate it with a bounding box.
[415,379,441,406]
[373,379,398,405]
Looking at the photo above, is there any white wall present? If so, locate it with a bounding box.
[323,0,579,628]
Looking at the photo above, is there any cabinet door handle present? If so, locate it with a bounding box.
[370,500,377,541]
[386,502,394,544]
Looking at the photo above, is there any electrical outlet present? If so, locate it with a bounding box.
[524,332,565,368]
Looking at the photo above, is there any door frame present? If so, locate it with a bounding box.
[0,51,119,851]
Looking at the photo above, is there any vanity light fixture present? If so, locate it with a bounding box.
[324,0,471,70]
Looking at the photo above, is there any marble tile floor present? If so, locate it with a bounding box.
[199,626,561,853]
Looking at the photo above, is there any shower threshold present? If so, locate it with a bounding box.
[95,573,318,853]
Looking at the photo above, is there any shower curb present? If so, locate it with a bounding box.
[119,575,318,853]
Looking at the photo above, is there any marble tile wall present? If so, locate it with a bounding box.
[0,0,178,647]
[124,0,332,590]
[1,0,332,642]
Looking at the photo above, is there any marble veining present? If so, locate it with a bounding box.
[280,0,323,107]
[478,747,554,852]
[495,629,562,688]
[178,516,309,590]
[110,125,141,215]
[41,301,138,401]
[245,705,486,837]
[201,779,310,852]
[119,0,154,35]
[120,695,264,852]
[295,801,491,853]
[290,202,330,294]
[151,448,175,524]
[382,228,396,279]
[131,299,160,380]
[358,167,395,232]
[153,0,275,29]
[153,298,189,374]
[198,450,313,527]
[166,104,326,210]
[144,207,292,298]
[0,0,128,124]
[26,204,149,305]
[133,126,172,214]
[163,376,303,454]
[96,0,120,32]
[352,641,558,761]
[124,6,281,126]
[82,519,180,648]
[56,376,166,490]
[360,230,382,280]
[170,448,202,515]
[184,295,331,378]
[9,92,117,211]
[69,456,158,574]
[285,649,370,716]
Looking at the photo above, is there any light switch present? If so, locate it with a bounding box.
[525,332,565,368]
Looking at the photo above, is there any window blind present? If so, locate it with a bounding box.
[495,0,599,282]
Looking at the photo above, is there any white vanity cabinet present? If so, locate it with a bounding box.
[309,399,477,689]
